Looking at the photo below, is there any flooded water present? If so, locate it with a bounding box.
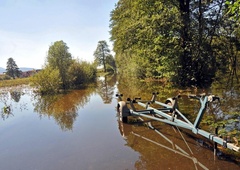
[0,75,239,170]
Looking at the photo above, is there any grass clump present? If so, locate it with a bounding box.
[0,78,30,87]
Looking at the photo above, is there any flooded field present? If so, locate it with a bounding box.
[0,75,239,170]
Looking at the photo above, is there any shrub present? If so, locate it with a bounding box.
[31,66,62,94]
[68,60,97,88]
[0,74,11,80]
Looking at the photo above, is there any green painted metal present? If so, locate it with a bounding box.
[116,93,240,152]
[193,96,208,130]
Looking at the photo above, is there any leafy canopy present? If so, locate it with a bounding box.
[6,58,20,79]
[94,40,111,72]
[46,40,73,89]
[110,0,240,88]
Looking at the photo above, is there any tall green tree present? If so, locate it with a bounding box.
[6,57,20,79]
[46,40,72,89]
[105,54,116,73]
[175,0,230,87]
[110,0,181,79]
[225,0,240,84]
[110,0,239,87]
[94,40,111,72]
[227,0,240,23]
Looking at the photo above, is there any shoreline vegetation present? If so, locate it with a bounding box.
[1,73,240,161]
[1,40,116,94]
[0,70,112,88]
[0,77,31,87]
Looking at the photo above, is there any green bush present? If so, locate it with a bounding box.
[68,60,97,88]
[30,59,97,93]
[0,74,11,80]
[31,66,62,94]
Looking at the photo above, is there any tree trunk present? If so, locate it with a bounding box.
[178,0,191,86]
[102,45,106,72]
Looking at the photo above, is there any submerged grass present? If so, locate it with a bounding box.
[0,78,30,87]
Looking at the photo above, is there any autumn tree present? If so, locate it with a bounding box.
[6,57,20,79]
[94,40,111,72]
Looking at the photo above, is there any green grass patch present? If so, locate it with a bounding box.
[0,78,30,87]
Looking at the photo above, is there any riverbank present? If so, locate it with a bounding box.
[0,69,111,88]
[0,78,30,87]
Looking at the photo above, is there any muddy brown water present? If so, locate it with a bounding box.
[0,75,239,170]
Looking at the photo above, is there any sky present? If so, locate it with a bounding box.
[0,0,118,69]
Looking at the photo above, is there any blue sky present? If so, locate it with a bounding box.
[0,0,118,69]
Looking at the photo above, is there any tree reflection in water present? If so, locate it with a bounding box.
[117,117,240,169]
[97,74,117,104]
[0,87,24,120]
[10,90,21,102]
[116,77,240,169]
[33,88,95,131]
[0,89,11,120]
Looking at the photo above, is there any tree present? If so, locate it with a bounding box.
[110,0,181,79]
[175,0,224,87]
[227,0,240,23]
[110,0,239,88]
[46,40,72,89]
[106,54,116,73]
[225,0,240,85]
[31,40,98,93]
[6,58,20,79]
[94,40,111,72]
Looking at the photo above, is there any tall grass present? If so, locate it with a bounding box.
[0,78,30,87]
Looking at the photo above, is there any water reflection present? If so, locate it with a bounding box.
[0,79,239,169]
[117,75,240,131]
[117,118,240,169]
[0,87,26,120]
[211,81,240,113]
[1,105,13,120]
[10,90,21,102]
[116,76,179,104]
[203,87,240,140]
[97,74,117,104]
[0,89,11,119]
[33,88,95,131]
[116,77,240,168]
[222,88,240,112]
